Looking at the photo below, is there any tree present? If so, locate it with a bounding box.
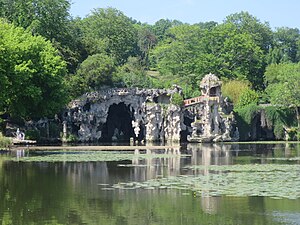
[150,24,203,76]
[199,23,265,89]
[67,53,118,98]
[136,25,157,67]
[0,20,67,119]
[0,0,84,73]
[152,19,183,41]
[224,11,273,54]
[80,7,138,65]
[236,89,259,108]
[265,63,300,128]
[194,21,218,30]
[0,0,71,40]
[116,57,153,88]
[267,27,300,64]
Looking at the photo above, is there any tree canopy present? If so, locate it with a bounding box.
[80,7,138,65]
[265,63,300,127]
[0,20,67,119]
[1,6,300,127]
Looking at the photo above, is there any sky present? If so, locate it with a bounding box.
[70,0,300,29]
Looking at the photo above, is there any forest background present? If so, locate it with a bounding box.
[0,0,300,140]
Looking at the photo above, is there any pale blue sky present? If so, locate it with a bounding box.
[70,0,300,29]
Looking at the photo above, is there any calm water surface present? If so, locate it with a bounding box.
[1,143,300,225]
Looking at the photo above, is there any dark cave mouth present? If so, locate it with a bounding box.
[100,102,145,142]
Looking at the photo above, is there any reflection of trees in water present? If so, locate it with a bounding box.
[1,144,298,224]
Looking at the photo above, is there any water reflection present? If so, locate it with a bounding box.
[131,147,181,181]
[0,143,300,224]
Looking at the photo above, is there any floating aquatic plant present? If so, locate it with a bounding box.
[11,150,186,162]
[105,164,300,199]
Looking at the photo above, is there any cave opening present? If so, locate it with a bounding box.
[101,102,135,142]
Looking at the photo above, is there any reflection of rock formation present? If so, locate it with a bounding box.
[200,196,221,215]
[131,148,182,181]
[184,74,239,142]
[186,143,239,214]
[63,87,183,143]
[63,162,109,187]
[187,143,236,172]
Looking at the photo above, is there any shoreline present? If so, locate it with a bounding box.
[11,145,181,151]
[5,140,300,151]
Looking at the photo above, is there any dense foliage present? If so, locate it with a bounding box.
[1,3,300,136]
[0,20,67,119]
[265,63,300,127]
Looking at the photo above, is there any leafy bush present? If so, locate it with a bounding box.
[0,133,12,148]
[171,93,184,106]
[235,104,297,140]
[263,106,296,139]
[236,89,259,108]
[65,134,78,143]
[121,71,153,88]
[222,80,250,105]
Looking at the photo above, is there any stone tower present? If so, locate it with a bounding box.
[187,73,238,142]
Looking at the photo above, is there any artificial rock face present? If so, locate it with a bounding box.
[62,87,183,143]
[183,73,239,142]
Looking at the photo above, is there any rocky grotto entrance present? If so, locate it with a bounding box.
[101,102,135,142]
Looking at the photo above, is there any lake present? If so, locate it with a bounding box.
[0,143,300,225]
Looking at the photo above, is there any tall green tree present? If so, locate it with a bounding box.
[199,23,265,88]
[224,11,273,54]
[136,24,157,67]
[0,0,84,118]
[81,7,138,65]
[0,0,84,73]
[152,19,183,41]
[265,63,300,127]
[267,27,300,64]
[150,24,203,76]
[66,53,118,98]
[0,20,67,119]
[0,0,71,40]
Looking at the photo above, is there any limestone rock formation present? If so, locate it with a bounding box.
[183,73,239,142]
[62,86,183,143]
[24,74,238,143]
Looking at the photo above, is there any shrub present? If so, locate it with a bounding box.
[0,132,12,148]
[222,80,250,105]
[171,93,184,106]
[236,89,259,108]
[65,134,78,143]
